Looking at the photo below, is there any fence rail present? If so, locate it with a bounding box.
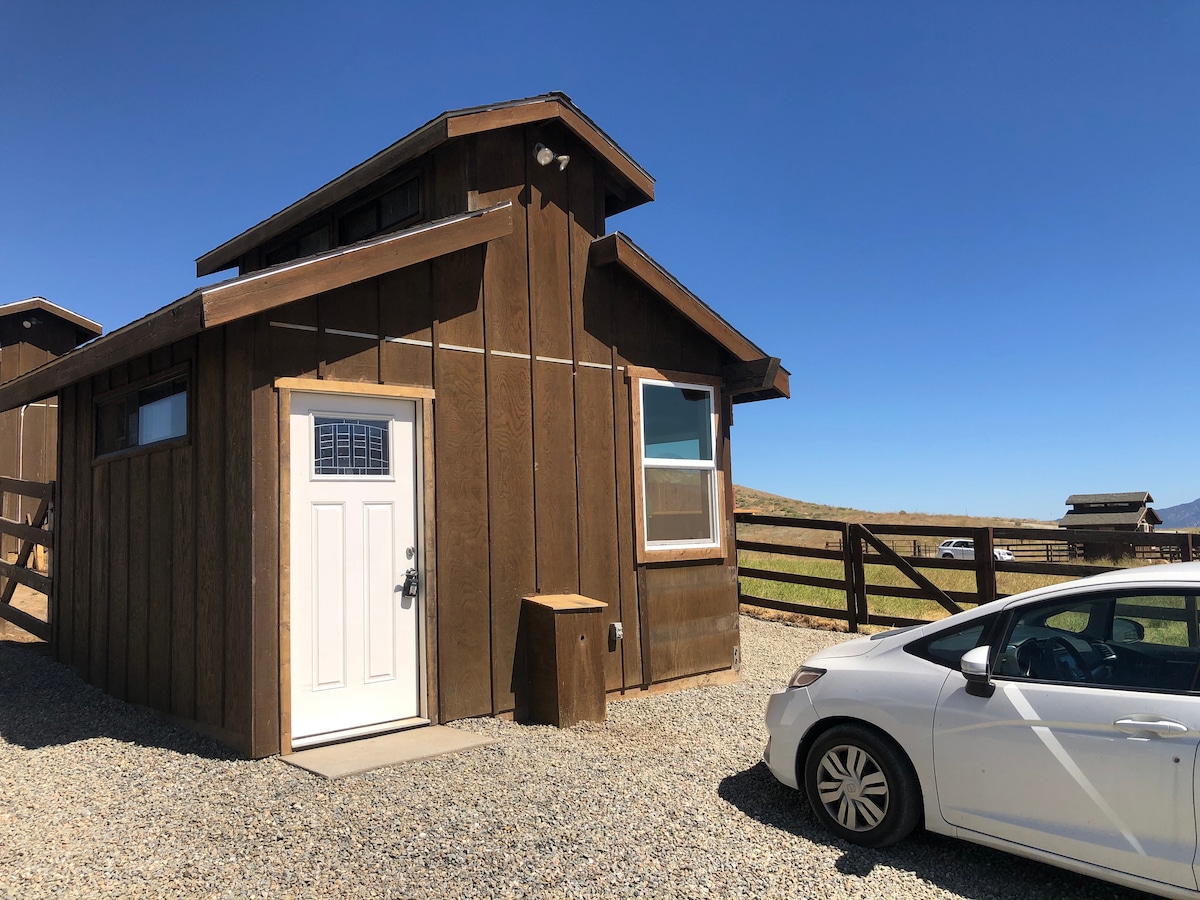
[737,513,1196,633]
[0,478,53,640]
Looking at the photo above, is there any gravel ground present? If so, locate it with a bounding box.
[0,617,1146,899]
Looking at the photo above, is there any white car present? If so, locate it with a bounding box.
[936,538,1015,561]
[764,562,1200,899]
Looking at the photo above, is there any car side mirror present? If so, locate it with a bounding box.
[961,645,995,698]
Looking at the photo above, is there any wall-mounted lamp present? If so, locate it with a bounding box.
[534,142,570,171]
[21,317,40,329]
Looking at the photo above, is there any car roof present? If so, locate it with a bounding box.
[996,560,1200,609]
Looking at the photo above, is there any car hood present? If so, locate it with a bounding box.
[806,626,924,662]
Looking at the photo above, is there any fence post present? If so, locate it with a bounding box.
[842,523,858,633]
[849,524,869,629]
[1184,535,1194,563]
[974,527,997,607]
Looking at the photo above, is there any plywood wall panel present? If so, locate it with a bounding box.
[433,350,491,720]
[249,315,281,757]
[71,380,92,677]
[379,263,434,388]
[146,450,173,712]
[319,281,380,383]
[194,329,226,729]
[641,563,738,683]
[485,355,534,714]
[54,386,76,666]
[125,453,149,707]
[223,320,254,740]
[88,463,109,690]
[267,297,319,379]
[106,457,129,700]
[433,248,491,720]
[472,130,530,353]
[170,444,196,720]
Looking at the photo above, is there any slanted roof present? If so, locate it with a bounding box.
[0,297,102,341]
[197,92,655,277]
[1060,510,1162,528]
[0,203,513,412]
[591,232,789,402]
[1066,492,1154,506]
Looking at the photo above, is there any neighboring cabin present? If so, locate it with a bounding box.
[0,298,101,561]
[1061,493,1161,533]
[0,93,789,757]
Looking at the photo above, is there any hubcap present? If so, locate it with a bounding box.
[816,744,889,832]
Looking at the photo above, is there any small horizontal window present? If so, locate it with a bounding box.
[96,376,188,457]
[265,224,331,268]
[338,176,421,245]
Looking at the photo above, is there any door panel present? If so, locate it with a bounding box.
[290,393,423,746]
[364,502,396,683]
[312,503,347,690]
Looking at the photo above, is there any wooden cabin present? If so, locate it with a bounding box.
[0,298,101,561]
[0,93,788,757]
[1061,493,1161,533]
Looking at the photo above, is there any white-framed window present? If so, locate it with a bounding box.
[632,372,723,561]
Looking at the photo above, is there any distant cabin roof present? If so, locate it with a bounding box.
[1066,492,1155,505]
[196,92,655,277]
[1060,509,1163,528]
[0,297,102,341]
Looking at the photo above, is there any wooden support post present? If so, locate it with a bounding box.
[841,523,858,633]
[974,527,997,607]
[849,525,869,630]
[1183,535,1193,563]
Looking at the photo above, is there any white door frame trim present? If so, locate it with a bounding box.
[277,378,437,754]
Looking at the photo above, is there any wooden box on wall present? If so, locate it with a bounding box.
[522,594,608,727]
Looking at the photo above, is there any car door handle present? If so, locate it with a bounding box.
[1113,717,1189,736]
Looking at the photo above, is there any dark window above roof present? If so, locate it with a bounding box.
[338,177,421,246]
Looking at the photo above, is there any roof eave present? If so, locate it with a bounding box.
[0,297,103,339]
[197,93,653,277]
[0,203,514,412]
[591,232,788,402]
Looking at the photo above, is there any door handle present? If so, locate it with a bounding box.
[1113,717,1189,736]
[400,568,419,598]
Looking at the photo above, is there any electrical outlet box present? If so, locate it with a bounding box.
[609,622,624,641]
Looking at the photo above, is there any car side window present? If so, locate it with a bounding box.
[996,592,1200,693]
[906,615,997,669]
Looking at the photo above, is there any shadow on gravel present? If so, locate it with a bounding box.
[0,639,237,760]
[719,762,1149,900]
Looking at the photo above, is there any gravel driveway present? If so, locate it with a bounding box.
[0,617,1146,899]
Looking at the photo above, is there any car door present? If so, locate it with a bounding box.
[933,590,1200,891]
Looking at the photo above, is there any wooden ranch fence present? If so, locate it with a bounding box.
[737,512,1197,633]
[0,476,54,640]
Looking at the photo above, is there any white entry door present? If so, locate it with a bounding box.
[289,392,424,747]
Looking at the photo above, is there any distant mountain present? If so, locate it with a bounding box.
[1158,498,1200,529]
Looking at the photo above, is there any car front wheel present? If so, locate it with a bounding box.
[803,724,921,848]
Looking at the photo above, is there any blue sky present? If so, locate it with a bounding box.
[3,1,1197,519]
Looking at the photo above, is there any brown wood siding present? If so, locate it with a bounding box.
[640,562,739,683]
[0,317,75,560]
[432,247,492,720]
[472,129,535,715]
[51,330,257,754]
[527,122,579,598]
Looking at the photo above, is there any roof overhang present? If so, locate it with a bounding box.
[196,92,654,277]
[590,232,789,402]
[0,297,102,341]
[0,203,513,412]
